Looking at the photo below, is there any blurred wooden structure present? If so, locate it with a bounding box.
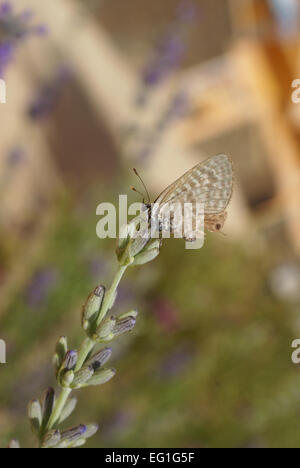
[1,0,300,290]
[177,40,300,254]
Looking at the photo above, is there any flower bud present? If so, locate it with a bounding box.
[133,246,160,265]
[60,424,87,445]
[128,225,150,258]
[71,366,94,389]
[61,370,75,387]
[59,397,77,424]
[58,424,98,447]
[133,238,161,265]
[42,430,61,448]
[116,213,151,266]
[41,387,55,431]
[118,310,138,320]
[82,286,105,334]
[28,399,42,434]
[94,316,116,342]
[83,423,99,439]
[85,347,112,370]
[57,350,77,386]
[53,336,68,373]
[68,438,87,448]
[60,350,78,372]
[113,315,137,336]
[83,367,116,387]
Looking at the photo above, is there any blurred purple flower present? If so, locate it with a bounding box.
[157,90,189,131]
[142,35,185,88]
[0,1,12,16]
[114,285,135,308]
[87,256,108,280]
[26,268,58,309]
[27,65,72,121]
[138,1,198,96]
[7,146,26,167]
[101,410,134,441]
[176,1,199,23]
[138,91,190,163]
[158,345,195,379]
[0,41,13,75]
[131,3,195,164]
[0,1,47,76]
[153,298,179,332]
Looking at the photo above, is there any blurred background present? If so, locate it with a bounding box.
[1,0,300,448]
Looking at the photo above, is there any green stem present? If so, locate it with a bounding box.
[96,264,128,326]
[45,263,128,435]
[75,337,95,372]
[46,387,72,432]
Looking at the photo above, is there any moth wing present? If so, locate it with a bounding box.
[152,154,233,237]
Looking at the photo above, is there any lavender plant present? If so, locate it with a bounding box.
[0,0,46,76]
[138,89,190,163]
[27,65,73,121]
[137,1,198,105]
[9,219,160,448]
[121,1,197,165]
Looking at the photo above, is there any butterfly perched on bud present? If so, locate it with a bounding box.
[133,154,233,243]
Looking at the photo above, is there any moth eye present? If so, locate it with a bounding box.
[216,223,222,231]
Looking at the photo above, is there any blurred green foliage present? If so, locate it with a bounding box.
[0,192,299,448]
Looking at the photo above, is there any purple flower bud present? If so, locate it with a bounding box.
[41,387,55,429]
[63,350,78,371]
[113,316,136,336]
[85,347,112,370]
[61,424,87,443]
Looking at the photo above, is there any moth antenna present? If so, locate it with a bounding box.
[131,186,145,201]
[133,168,151,204]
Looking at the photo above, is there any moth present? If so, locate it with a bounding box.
[133,154,233,242]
